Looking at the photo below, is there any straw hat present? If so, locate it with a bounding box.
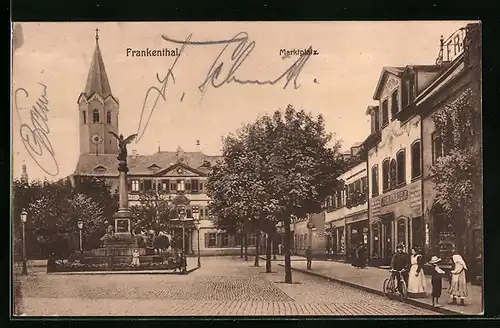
[428,256,442,264]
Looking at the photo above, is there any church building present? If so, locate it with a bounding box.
[71,30,256,256]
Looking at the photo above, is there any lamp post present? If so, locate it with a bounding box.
[20,210,28,275]
[306,215,315,270]
[77,220,84,258]
[179,206,186,255]
[192,206,201,267]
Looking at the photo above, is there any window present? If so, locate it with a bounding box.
[177,179,185,192]
[185,180,191,192]
[83,111,87,124]
[170,181,177,192]
[396,149,406,186]
[391,90,399,118]
[381,99,389,126]
[382,159,390,192]
[372,223,381,258]
[222,233,229,247]
[152,180,157,191]
[432,133,444,164]
[143,179,152,191]
[372,107,380,133]
[200,182,204,192]
[411,141,421,179]
[371,165,379,196]
[208,233,217,247]
[390,159,397,190]
[361,176,368,200]
[92,109,100,123]
[162,179,170,193]
[106,111,111,124]
[191,179,199,193]
[402,79,412,107]
[248,234,256,246]
[131,180,139,192]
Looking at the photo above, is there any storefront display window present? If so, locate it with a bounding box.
[397,218,407,248]
[338,227,345,253]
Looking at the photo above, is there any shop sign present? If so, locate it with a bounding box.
[381,190,408,207]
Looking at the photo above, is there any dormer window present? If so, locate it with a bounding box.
[391,90,399,119]
[148,164,161,170]
[381,99,389,126]
[92,109,100,123]
[93,165,106,172]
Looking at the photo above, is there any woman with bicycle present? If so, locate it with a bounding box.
[407,246,427,298]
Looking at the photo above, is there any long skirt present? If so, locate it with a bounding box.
[408,264,427,297]
[449,271,468,298]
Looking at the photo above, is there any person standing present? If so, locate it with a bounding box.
[357,243,367,268]
[306,247,312,270]
[449,253,468,305]
[131,249,140,267]
[428,256,445,307]
[407,246,427,298]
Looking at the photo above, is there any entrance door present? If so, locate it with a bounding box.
[384,222,393,259]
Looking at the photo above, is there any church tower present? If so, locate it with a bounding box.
[77,29,119,155]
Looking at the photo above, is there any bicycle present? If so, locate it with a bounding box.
[383,269,408,301]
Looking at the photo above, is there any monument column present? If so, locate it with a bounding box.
[118,159,129,211]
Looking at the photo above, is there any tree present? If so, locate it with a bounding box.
[431,86,481,258]
[208,105,345,283]
[130,191,176,234]
[73,176,119,221]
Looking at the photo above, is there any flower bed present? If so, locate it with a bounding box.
[48,258,180,273]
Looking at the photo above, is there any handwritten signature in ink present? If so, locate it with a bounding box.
[163,32,313,92]
[14,82,59,176]
[136,32,313,142]
[135,34,192,142]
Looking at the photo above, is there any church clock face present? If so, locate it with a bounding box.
[91,133,103,145]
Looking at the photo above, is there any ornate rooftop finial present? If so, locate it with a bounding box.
[21,161,28,184]
[95,28,99,43]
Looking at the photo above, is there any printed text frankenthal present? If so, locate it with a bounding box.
[126,48,180,57]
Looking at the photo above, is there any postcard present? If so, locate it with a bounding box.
[11,21,482,316]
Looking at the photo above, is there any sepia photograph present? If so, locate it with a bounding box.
[11,21,482,317]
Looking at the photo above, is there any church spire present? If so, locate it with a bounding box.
[84,29,112,98]
[21,161,28,184]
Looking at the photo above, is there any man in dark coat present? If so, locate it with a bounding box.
[391,243,410,286]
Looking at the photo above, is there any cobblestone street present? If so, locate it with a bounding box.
[14,256,441,316]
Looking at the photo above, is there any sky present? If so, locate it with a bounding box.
[11,21,475,182]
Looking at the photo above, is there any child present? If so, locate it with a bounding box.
[428,256,445,307]
[131,249,140,266]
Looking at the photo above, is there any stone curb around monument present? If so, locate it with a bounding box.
[47,266,200,275]
[278,264,462,315]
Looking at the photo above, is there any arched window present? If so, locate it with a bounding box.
[411,141,421,179]
[396,149,406,186]
[83,110,87,124]
[92,109,100,123]
[106,111,112,124]
[382,159,390,192]
[390,159,397,190]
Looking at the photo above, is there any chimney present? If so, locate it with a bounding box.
[21,161,28,184]
[132,149,138,159]
[157,141,161,153]
[196,140,201,152]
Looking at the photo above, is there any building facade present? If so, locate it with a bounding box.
[72,32,256,256]
[418,23,482,279]
[324,157,368,262]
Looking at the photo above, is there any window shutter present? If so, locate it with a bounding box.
[204,233,209,248]
[139,180,144,191]
[127,180,131,191]
[186,180,191,191]
[200,182,204,192]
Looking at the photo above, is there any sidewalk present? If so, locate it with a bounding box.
[275,259,482,315]
[259,255,306,261]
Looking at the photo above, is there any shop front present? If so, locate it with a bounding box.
[345,212,369,263]
[324,218,346,261]
[369,181,422,266]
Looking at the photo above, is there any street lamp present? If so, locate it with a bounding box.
[20,210,28,275]
[77,220,84,258]
[306,215,315,270]
[192,206,201,267]
[179,206,186,255]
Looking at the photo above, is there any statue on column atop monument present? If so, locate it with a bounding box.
[109,132,138,162]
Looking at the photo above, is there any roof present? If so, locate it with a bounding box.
[373,65,445,100]
[372,67,405,100]
[84,39,112,99]
[74,151,222,176]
